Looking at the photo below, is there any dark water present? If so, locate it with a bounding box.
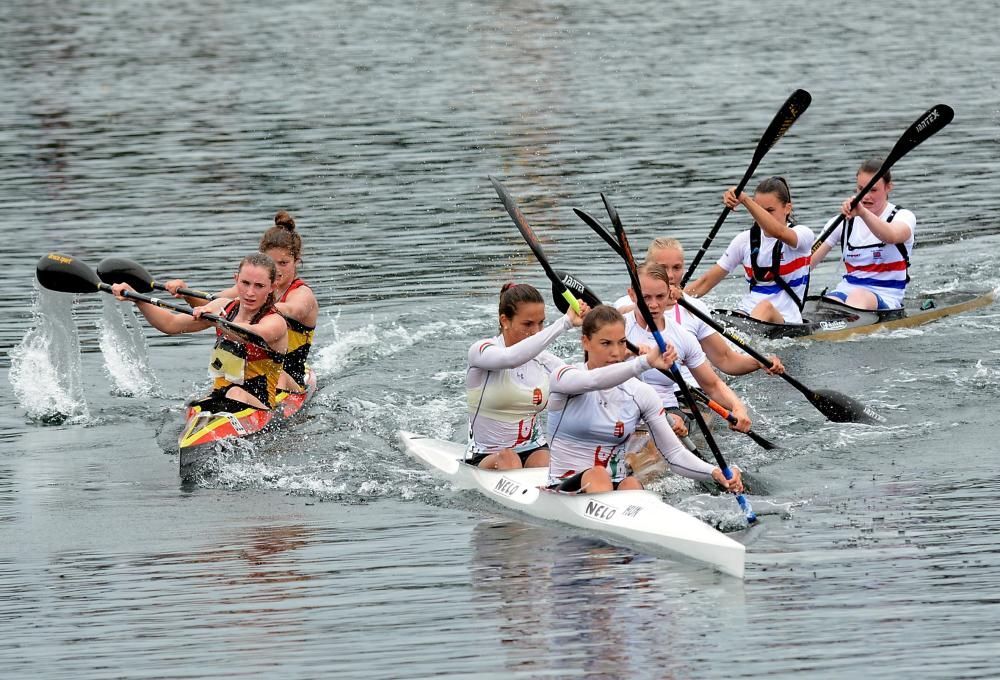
[3,1,1000,677]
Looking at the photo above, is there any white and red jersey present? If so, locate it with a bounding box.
[466,316,572,455]
[623,311,707,406]
[615,293,719,386]
[546,362,716,485]
[821,202,915,309]
[614,293,717,341]
[716,225,815,323]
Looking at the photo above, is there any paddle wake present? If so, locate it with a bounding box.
[8,287,89,423]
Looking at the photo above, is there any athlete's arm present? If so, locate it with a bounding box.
[684,264,728,298]
[110,282,217,335]
[638,386,715,481]
[216,310,286,349]
[549,355,651,395]
[691,362,751,432]
[847,201,914,244]
[733,190,800,247]
[468,316,573,371]
[275,286,318,326]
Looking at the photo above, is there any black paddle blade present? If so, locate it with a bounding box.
[572,208,621,254]
[602,193,641,275]
[746,429,781,451]
[754,89,812,163]
[885,104,954,168]
[809,389,887,425]
[551,269,603,313]
[488,176,558,281]
[36,253,101,294]
[96,257,155,293]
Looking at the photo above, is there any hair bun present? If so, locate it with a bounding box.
[274,210,296,231]
[500,281,516,293]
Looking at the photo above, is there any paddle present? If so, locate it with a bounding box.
[812,104,954,253]
[488,176,583,315]
[36,252,269,349]
[488,178,766,497]
[97,257,215,301]
[682,89,812,287]
[578,204,887,425]
[551,268,780,452]
[596,195,756,523]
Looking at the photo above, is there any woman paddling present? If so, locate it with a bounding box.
[546,305,744,494]
[686,177,815,324]
[168,211,318,394]
[810,158,915,310]
[626,262,752,433]
[112,253,288,412]
[620,237,786,377]
[466,283,590,471]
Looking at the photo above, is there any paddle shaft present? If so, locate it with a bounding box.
[153,281,214,301]
[574,206,781,446]
[682,89,812,287]
[104,284,269,349]
[600,194,755,522]
[621,337,778,450]
[675,296,819,393]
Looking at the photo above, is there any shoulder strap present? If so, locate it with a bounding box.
[748,223,806,310]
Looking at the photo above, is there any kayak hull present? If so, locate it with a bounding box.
[399,431,746,578]
[714,289,995,341]
[178,368,317,476]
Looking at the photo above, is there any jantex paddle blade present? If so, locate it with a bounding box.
[36,253,103,294]
[96,257,156,293]
[551,270,603,313]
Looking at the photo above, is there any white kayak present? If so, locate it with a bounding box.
[398,431,746,579]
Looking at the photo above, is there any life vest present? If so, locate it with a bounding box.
[748,222,810,310]
[277,278,315,390]
[209,300,285,409]
[840,205,910,284]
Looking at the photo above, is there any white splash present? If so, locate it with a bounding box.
[310,311,484,377]
[98,296,159,397]
[8,287,89,423]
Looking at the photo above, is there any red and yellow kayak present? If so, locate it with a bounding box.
[178,367,317,475]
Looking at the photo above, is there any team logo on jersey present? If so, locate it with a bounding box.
[532,387,543,405]
[515,417,536,446]
[873,249,883,260]
[594,445,612,467]
[614,421,624,438]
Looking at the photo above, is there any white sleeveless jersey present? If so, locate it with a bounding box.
[546,362,716,485]
[623,311,707,407]
[614,293,716,386]
[821,202,915,309]
[716,225,815,323]
[466,316,571,455]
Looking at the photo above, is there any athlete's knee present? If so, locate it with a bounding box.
[617,476,644,491]
[495,448,523,470]
[581,467,613,493]
[523,448,549,468]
